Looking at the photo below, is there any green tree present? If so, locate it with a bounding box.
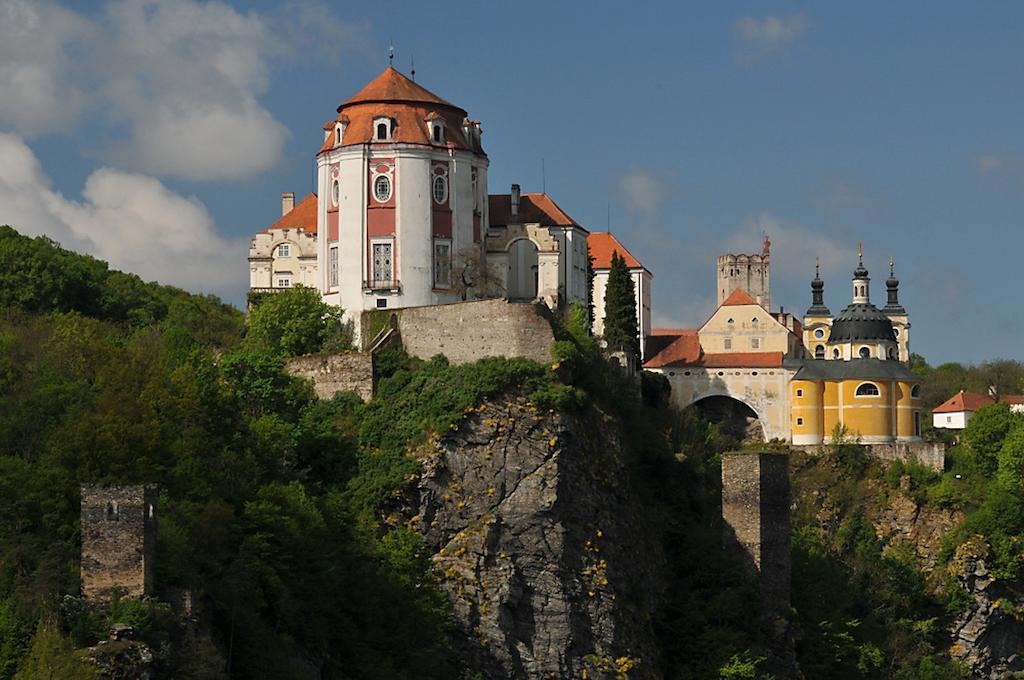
[961,403,1017,474]
[601,251,639,357]
[13,622,97,680]
[245,286,351,357]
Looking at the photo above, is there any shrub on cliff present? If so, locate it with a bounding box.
[244,285,352,357]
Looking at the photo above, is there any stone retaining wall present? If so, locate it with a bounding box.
[792,441,945,471]
[284,352,374,401]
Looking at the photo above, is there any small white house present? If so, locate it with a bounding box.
[932,390,1024,430]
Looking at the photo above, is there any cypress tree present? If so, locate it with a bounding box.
[602,250,639,357]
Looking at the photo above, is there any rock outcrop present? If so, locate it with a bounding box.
[405,396,663,679]
[872,475,964,578]
[948,538,1024,678]
[82,624,155,679]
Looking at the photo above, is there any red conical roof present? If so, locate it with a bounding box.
[338,66,462,112]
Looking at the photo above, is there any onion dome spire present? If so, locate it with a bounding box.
[851,243,870,304]
[806,257,831,316]
[883,256,906,314]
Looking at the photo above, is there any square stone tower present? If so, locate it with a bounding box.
[721,452,790,609]
[718,252,771,311]
[81,485,157,601]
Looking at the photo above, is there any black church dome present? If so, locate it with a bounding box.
[828,303,896,343]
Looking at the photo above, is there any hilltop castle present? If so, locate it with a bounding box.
[249,67,929,454]
[249,66,649,343]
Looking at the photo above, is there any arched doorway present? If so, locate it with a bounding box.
[507,239,539,300]
[689,395,765,443]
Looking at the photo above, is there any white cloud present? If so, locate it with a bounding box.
[0,0,321,182]
[733,14,806,63]
[617,169,665,215]
[0,132,245,297]
[725,212,855,282]
[0,0,93,135]
[975,152,1024,188]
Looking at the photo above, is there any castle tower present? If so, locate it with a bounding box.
[882,257,911,363]
[722,451,795,676]
[718,236,771,310]
[316,67,489,341]
[81,485,157,601]
[825,247,898,361]
[802,259,832,360]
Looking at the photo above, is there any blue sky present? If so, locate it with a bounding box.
[0,1,1022,364]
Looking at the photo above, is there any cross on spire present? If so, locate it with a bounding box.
[889,256,895,276]
[858,242,863,263]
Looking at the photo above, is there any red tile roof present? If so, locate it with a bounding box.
[319,68,480,154]
[588,232,645,270]
[339,67,458,110]
[721,288,760,306]
[933,391,1024,414]
[488,193,584,229]
[267,193,317,234]
[643,330,701,368]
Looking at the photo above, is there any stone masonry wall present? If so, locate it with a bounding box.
[284,352,374,401]
[81,485,157,601]
[792,442,945,471]
[364,299,556,366]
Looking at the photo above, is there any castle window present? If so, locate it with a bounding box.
[911,385,921,398]
[796,389,803,397]
[833,348,840,359]
[371,241,393,287]
[375,118,391,141]
[332,179,340,206]
[815,345,825,360]
[887,347,895,359]
[727,318,734,325]
[335,123,344,144]
[859,346,871,359]
[329,246,339,287]
[276,244,290,258]
[751,337,760,349]
[893,328,900,337]
[374,175,392,202]
[796,417,804,426]
[856,382,880,396]
[724,338,732,350]
[814,328,825,339]
[277,277,291,288]
[148,504,154,519]
[432,175,448,205]
[430,121,444,144]
[751,317,759,325]
[433,240,451,288]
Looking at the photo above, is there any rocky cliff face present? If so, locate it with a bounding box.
[948,538,1024,678]
[404,395,663,679]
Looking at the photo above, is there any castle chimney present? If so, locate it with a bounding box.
[281,191,295,216]
[511,183,520,218]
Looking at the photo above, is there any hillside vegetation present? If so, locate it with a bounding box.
[1,225,1023,679]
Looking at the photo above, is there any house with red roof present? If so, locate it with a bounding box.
[932,390,1024,429]
[249,192,319,292]
[588,232,652,357]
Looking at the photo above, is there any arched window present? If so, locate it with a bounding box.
[751,317,759,325]
[332,179,340,205]
[856,382,880,396]
[432,175,448,204]
[374,175,392,202]
[887,347,895,359]
[376,122,388,140]
[833,348,840,359]
[911,385,921,398]
[432,125,442,143]
[727,318,735,325]
[859,346,871,359]
[814,345,825,359]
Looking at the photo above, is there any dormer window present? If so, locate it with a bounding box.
[374,117,392,141]
[335,122,345,145]
[429,120,444,144]
[277,244,290,258]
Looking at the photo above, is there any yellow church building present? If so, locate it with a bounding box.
[645,248,923,445]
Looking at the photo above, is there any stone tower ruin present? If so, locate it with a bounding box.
[718,241,771,311]
[81,485,157,601]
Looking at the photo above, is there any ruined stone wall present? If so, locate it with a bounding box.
[364,299,555,366]
[792,441,945,471]
[284,352,374,401]
[81,485,157,601]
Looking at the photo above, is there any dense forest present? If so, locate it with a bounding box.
[1,224,1023,678]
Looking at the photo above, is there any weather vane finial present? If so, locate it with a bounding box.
[815,256,820,278]
[388,43,395,66]
[889,256,895,275]
[857,242,863,263]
